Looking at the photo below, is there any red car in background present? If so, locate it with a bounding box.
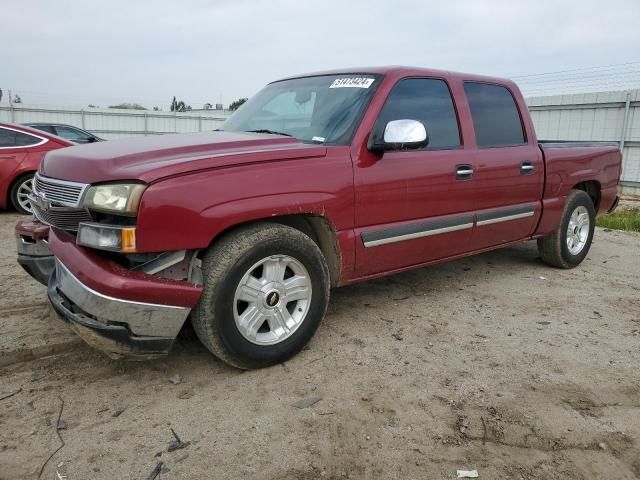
[0,122,72,214]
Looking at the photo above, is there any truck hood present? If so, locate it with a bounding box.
[40,131,327,184]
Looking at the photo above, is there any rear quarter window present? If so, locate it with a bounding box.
[0,128,43,148]
[463,82,525,147]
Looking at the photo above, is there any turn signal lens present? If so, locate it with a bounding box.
[77,223,137,253]
[121,227,137,253]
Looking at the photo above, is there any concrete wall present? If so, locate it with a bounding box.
[527,90,640,196]
[0,103,232,140]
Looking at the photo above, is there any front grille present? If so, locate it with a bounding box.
[34,174,87,207]
[30,174,91,231]
[32,202,93,231]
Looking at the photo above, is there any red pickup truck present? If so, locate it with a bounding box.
[16,66,621,369]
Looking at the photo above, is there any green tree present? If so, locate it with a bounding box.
[170,97,191,112]
[229,97,248,111]
[108,102,146,110]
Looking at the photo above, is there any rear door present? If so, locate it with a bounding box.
[463,82,543,249]
[353,77,477,277]
[0,126,40,166]
[0,126,45,206]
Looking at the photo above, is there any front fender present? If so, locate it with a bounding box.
[134,152,354,253]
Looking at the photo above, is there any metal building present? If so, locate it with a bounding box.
[527,90,639,195]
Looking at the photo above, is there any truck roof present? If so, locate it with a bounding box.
[276,65,517,88]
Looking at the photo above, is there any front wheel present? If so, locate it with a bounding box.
[537,189,596,268]
[191,223,330,369]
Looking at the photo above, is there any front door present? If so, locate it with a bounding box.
[353,77,476,277]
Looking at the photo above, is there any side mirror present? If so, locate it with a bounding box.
[86,137,97,143]
[369,119,429,152]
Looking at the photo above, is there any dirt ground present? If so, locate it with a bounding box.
[1,210,639,480]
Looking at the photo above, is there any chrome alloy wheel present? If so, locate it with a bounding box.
[566,205,590,255]
[16,177,34,213]
[233,255,312,345]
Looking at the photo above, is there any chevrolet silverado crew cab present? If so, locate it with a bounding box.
[16,67,621,369]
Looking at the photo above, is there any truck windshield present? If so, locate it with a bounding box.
[221,74,381,145]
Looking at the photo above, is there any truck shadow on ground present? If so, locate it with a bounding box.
[77,240,545,377]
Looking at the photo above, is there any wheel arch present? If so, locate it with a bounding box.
[572,180,601,211]
[7,170,36,210]
[205,214,342,288]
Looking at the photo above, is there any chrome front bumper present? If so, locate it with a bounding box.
[49,260,192,359]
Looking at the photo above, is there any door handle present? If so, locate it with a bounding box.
[455,164,474,180]
[0,156,16,160]
[520,161,535,174]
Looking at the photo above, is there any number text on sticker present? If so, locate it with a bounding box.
[329,78,375,89]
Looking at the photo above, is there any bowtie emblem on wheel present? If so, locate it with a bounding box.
[267,292,280,307]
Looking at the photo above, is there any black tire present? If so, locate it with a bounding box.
[191,222,330,369]
[537,189,596,269]
[9,173,35,215]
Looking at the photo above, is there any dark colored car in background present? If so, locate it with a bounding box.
[23,123,104,144]
[0,122,73,214]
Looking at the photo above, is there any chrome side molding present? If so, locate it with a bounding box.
[361,204,537,248]
[361,214,474,248]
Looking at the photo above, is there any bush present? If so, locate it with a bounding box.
[596,207,640,232]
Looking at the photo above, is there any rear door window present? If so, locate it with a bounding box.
[463,82,525,147]
[54,126,90,142]
[31,125,56,134]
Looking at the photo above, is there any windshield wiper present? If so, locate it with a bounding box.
[245,129,292,137]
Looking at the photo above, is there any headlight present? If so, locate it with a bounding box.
[83,183,146,216]
[77,223,137,253]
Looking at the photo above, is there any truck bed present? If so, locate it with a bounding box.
[538,140,621,220]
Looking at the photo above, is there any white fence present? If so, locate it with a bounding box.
[0,103,232,140]
[527,89,640,195]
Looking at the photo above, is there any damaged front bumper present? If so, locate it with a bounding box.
[17,220,203,359]
[48,260,187,359]
[16,219,55,286]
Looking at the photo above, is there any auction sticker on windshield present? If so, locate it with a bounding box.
[329,77,375,88]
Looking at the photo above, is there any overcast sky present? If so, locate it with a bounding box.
[2,0,640,108]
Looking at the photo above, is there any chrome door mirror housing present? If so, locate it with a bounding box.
[369,119,429,151]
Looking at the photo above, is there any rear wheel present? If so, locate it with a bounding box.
[191,223,330,369]
[537,189,595,268]
[10,173,35,214]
